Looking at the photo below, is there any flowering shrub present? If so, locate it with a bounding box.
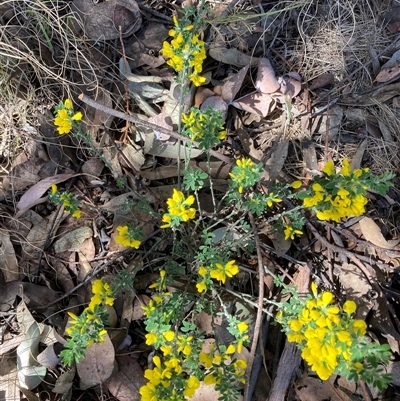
[140,270,249,401]
[161,188,196,228]
[49,184,81,218]
[182,106,226,149]
[162,12,206,86]
[54,98,82,135]
[276,282,392,390]
[60,279,115,366]
[293,158,394,222]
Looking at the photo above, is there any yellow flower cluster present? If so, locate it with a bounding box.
[66,280,115,347]
[182,108,226,143]
[162,15,207,86]
[297,158,369,222]
[229,158,262,194]
[199,342,247,385]
[278,283,367,381]
[140,354,201,401]
[161,188,196,228]
[196,260,239,292]
[54,99,83,135]
[283,224,303,240]
[50,184,81,218]
[115,225,141,248]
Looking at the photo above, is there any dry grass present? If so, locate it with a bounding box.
[293,0,391,88]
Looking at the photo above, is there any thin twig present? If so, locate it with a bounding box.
[78,93,232,164]
[244,212,265,401]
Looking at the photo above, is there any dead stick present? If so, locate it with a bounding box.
[244,212,265,401]
[78,93,232,164]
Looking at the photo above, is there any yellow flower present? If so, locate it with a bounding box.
[145,332,158,346]
[266,193,282,207]
[210,260,239,283]
[343,300,357,314]
[283,225,303,240]
[72,209,81,219]
[323,160,335,176]
[115,225,141,248]
[91,279,115,306]
[51,184,57,194]
[340,158,351,176]
[196,281,207,293]
[139,382,157,401]
[237,321,248,333]
[163,331,175,341]
[64,99,73,109]
[183,376,200,398]
[291,180,302,189]
[189,73,206,86]
[54,109,72,134]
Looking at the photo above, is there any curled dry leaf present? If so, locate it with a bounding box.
[255,58,280,94]
[358,217,400,249]
[221,65,249,102]
[16,173,75,213]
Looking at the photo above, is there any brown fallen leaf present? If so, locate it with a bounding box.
[16,173,75,213]
[375,64,400,83]
[77,334,115,389]
[106,355,145,401]
[358,216,400,249]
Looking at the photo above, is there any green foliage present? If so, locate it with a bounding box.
[183,167,209,191]
[276,282,392,390]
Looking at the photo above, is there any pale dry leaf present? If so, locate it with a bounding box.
[221,65,249,102]
[106,355,145,401]
[132,294,150,321]
[52,366,76,394]
[0,229,19,282]
[359,217,400,249]
[232,91,274,117]
[17,322,47,390]
[121,143,145,171]
[209,45,258,67]
[262,139,289,182]
[255,58,280,93]
[53,226,93,254]
[148,113,174,141]
[201,96,228,120]
[16,173,75,212]
[0,334,25,356]
[77,333,115,389]
[279,76,302,98]
[37,344,61,367]
[375,65,400,83]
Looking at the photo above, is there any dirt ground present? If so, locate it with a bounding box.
[1,0,400,400]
